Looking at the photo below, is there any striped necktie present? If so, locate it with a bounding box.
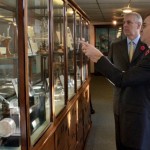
[129,41,134,62]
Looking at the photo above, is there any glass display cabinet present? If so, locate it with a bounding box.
[75,13,82,89]
[84,21,90,79]
[82,19,89,82]
[66,5,75,100]
[27,0,51,145]
[0,1,20,149]
[53,0,65,116]
[95,25,123,55]
[0,0,91,150]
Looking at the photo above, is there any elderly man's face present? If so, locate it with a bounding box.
[141,16,150,46]
[123,15,141,39]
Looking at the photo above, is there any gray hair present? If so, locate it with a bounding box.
[124,12,143,24]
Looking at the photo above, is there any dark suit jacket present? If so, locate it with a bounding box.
[96,50,150,149]
[108,38,146,115]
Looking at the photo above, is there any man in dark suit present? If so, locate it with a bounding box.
[108,12,147,150]
[81,14,150,150]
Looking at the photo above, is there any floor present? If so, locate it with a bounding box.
[85,75,116,150]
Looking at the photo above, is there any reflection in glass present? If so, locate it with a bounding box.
[28,0,50,145]
[67,6,75,100]
[53,0,65,115]
[0,1,21,149]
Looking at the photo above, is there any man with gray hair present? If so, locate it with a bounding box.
[108,12,147,150]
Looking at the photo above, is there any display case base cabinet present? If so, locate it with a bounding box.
[30,83,91,150]
[76,103,84,150]
[68,105,77,150]
[82,86,91,142]
[55,117,69,150]
[75,86,91,150]
[41,134,55,150]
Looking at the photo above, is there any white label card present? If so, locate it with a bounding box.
[12,78,18,97]
[0,47,6,55]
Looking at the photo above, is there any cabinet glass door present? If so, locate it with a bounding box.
[53,0,65,115]
[75,13,82,89]
[84,21,89,78]
[27,0,50,145]
[67,5,75,100]
[82,19,88,82]
[0,1,21,149]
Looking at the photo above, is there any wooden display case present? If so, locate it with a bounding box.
[0,0,91,150]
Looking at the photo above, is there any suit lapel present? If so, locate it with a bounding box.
[120,39,129,63]
[131,39,143,63]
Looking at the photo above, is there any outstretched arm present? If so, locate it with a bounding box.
[80,41,103,62]
[80,41,150,87]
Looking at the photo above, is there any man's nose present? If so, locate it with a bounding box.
[123,22,128,27]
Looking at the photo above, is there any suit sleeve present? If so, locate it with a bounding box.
[95,55,150,87]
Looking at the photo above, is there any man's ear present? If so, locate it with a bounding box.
[137,22,142,29]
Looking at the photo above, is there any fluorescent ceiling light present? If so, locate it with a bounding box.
[123,6,132,13]
[123,0,133,13]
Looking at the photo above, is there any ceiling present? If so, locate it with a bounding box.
[74,0,150,24]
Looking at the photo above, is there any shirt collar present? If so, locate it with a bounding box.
[127,35,140,45]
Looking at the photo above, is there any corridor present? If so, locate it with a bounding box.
[85,75,116,150]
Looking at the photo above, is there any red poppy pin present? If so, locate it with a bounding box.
[140,45,146,51]
[139,45,150,56]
